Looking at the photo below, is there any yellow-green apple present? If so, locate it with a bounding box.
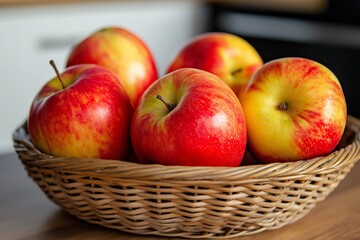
[131,68,247,167]
[27,61,133,160]
[239,57,347,163]
[66,26,158,107]
[166,32,263,96]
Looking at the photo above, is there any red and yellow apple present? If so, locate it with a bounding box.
[239,57,347,163]
[131,68,247,167]
[66,26,158,107]
[27,62,133,160]
[166,32,263,96]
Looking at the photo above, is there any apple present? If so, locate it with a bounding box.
[131,68,247,167]
[27,60,133,160]
[66,26,158,107]
[166,32,263,96]
[239,57,347,163]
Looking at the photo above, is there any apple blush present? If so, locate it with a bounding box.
[27,60,133,160]
[66,26,158,108]
[166,32,263,96]
[131,68,247,167]
[240,57,347,163]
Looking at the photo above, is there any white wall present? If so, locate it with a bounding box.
[0,0,209,154]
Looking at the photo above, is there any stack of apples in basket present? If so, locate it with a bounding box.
[27,26,347,167]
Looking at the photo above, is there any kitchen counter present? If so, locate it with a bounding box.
[1,152,359,239]
[0,0,326,15]
[0,0,116,6]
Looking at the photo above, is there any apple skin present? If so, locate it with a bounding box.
[239,57,347,163]
[66,26,158,107]
[27,64,133,160]
[131,68,247,167]
[166,32,263,96]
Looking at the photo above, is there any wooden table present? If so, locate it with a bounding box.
[1,152,359,240]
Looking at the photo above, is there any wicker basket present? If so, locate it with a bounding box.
[13,115,360,239]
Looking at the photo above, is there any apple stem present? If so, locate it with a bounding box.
[49,60,65,89]
[156,95,176,112]
[231,68,243,76]
[278,102,288,111]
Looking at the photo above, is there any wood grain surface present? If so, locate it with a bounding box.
[0,152,359,240]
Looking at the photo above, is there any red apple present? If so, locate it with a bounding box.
[166,32,263,96]
[27,61,133,160]
[239,57,347,163]
[66,26,158,107]
[131,68,247,167]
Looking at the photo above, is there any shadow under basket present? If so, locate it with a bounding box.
[13,115,360,239]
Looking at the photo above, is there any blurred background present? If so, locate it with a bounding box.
[1,0,360,154]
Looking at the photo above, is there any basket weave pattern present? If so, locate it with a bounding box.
[13,116,360,238]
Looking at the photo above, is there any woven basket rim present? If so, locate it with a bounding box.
[13,115,360,182]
